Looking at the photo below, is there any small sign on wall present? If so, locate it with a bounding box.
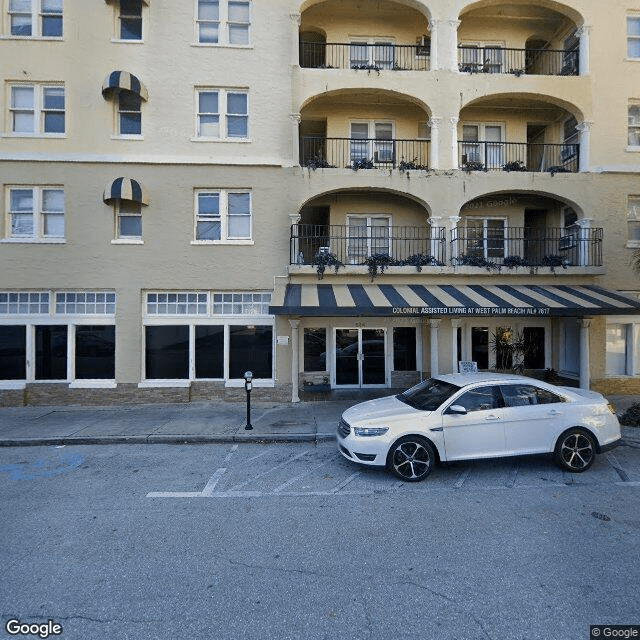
[458,361,478,373]
[277,336,289,345]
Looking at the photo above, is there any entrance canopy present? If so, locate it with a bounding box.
[270,283,640,317]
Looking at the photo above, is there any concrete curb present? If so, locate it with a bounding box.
[0,432,338,448]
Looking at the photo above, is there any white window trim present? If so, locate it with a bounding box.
[606,317,640,377]
[627,104,640,150]
[626,197,640,248]
[5,0,63,39]
[193,87,249,141]
[349,36,396,68]
[7,82,66,137]
[3,185,65,242]
[192,188,252,243]
[194,0,252,48]
[627,16,640,60]
[346,213,392,262]
[111,0,147,43]
[459,41,506,72]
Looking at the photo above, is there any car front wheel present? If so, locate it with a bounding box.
[554,428,596,472]
[387,436,434,482]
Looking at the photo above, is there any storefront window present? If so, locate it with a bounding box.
[471,327,489,369]
[145,325,189,379]
[35,325,67,380]
[0,325,26,379]
[229,325,272,379]
[304,328,326,372]
[75,325,115,379]
[393,327,416,371]
[195,325,224,378]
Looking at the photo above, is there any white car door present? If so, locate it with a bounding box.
[441,385,506,460]
[500,384,567,454]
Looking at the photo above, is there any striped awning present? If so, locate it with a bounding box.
[103,178,149,205]
[102,71,148,101]
[269,283,640,317]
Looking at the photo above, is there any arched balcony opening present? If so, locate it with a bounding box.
[457,94,583,173]
[299,0,431,71]
[299,90,432,170]
[458,2,582,76]
[290,190,443,268]
[452,192,602,269]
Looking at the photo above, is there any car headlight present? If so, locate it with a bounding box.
[353,426,390,437]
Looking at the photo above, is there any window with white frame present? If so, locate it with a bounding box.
[8,0,63,37]
[606,319,640,376]
[628,16,640,58]
[194,190,251,241]
[347,215,391,263]
[196,89,248,139]
[117,0,142,40]
[6,187,64,241]
[465,217,506,261]
[459,41,505,73]
[0,290,116,383]
[350,121,394,164]
[629,104,640,147]
[628,196,640,247]
[196,0,250,45]
[350,38,395,69]
[143,290,273,382]
[460,123,504,169]
[117,92,142,135]
[115,200,142,240]
[9,84,65,135]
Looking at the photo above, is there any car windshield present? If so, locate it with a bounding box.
[397,378,461,411]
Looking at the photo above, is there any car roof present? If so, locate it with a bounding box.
[433,372,549,387]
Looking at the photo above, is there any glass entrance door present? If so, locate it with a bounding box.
[335,328,386,387]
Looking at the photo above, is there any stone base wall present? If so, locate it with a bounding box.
[0,382,292,407]
[592,378,640,397]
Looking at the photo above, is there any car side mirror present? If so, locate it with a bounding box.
[447,405,467,415]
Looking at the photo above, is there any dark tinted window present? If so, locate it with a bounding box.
[304,328,326,372]
[398,378,460,411]
[501,384,564,407]
[452,385,502,412]
[75,325,115,379]
[36,325,67,380]
[195,325,224,378]
[145,326,189,379]
[393,326,416,371]
[229,325,272,379]
[0,326,26,380]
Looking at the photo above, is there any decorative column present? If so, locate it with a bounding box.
[576,120,592,173]
[289,319,300,403]
[448,215,462,263]
[290,12,301,67]
[449,117,459,170]
[290,113,301,168]
[428,116,441,170]
[289,212,301,264]
[436,19,460,71]
[451,319,462,373]
[575,217,593,266]
[576,24,591,75]
[428,19,439,70]
[578,318,591,389]
[429,319,440,376]
[428,216,443,262]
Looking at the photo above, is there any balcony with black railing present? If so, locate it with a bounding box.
[451,226,603,268]
[300,41,431,71]
[458,46,579,76]
[458,141,579,173]
[300,137,430,170]
[290,224,446,267]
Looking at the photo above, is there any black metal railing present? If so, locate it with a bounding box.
[451,226,603,268]
[290,224,446,266]
[458,141,579,173]
[300,137,430,170]
[300,41,431,71]
[458,46,579,76]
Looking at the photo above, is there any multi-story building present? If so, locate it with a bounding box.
[1,0,639,406]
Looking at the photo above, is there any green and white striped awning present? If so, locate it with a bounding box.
[270,283,640,317]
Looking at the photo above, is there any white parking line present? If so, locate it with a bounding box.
[273,458,332,493]
[227,451,310,492]
[147,467,227,498]
[453,467,472,488]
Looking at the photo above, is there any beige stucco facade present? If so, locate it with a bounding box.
[1,0,639,405]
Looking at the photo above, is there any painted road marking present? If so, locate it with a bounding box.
[453,467,472,489]
[147,468,227,498]
[0,452,85,481]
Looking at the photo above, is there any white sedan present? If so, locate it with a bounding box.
[336,373,622,482]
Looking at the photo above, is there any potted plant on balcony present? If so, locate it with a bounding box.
[502,160,527,172]
[312,251,343,279]
[453,254,501,271]
[398,254,444,271]
[462,160,486,172]
[363,253,395,280]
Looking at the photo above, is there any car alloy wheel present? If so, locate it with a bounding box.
[554,428,596,472]
[387,436,434,482]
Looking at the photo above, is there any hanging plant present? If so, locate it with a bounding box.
[503,255,529,269]
[541,255,569,272]
[502,160,527,172]
[312,252,342,280]
[363,253,395,280]
[350,158,375,171]
[453,254,501,271]
[397,254,444,272]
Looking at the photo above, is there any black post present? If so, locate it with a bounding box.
[244,371,253,430]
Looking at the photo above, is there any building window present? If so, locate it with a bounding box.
[212,292,270,315]
[346,215,391,263]
[195,325,225,378]
[350,38,395,69]
[195,190,251,241]
[146,292,209,315]
[145,325,190,379]
[6,187,64,241]
[629,16,640,58]
[304,328,327,372]
[393,327,416,371]
[628,196,640,247]
[118,92,141,135]
[9,84,65,135]
[196,89,248,139]
[606,322,640,376]
[118,0,142,40]
[9,0,63,37]
[0,325,27,379]
[115,201,142,239]
[197,0,250,45]
[0,292,50,314]
[465,217,506,261]
[55,292,116,315]
[629,104,640,147]
[75,325,116,379]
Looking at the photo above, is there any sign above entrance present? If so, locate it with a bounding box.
[270,283,640,317]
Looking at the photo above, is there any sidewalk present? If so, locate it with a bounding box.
[0,394,637,448]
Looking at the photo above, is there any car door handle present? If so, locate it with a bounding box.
[485,414,501,421]
[547,410,562,416]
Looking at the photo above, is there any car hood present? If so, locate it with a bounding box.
[342,394,426,424]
